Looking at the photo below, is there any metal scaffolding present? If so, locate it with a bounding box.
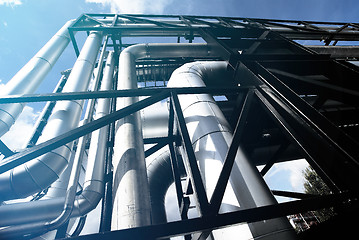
[0,14,359,240]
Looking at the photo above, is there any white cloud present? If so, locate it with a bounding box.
[1,105,39,151]
[0,80,40,152]
[0,0,22,7]
[85,0,172,14]
[266,159,309,192]
[3,21,8,27]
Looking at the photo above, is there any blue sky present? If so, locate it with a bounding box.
[1,0,359,93]
[0,0,357,193]
[0,0,357,233]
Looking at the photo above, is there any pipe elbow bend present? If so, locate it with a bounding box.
[121,43,147,59]
[73,181,104,217]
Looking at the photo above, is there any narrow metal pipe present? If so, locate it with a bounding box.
[72,51,115,216]
[99,64,117,232]
[0,31,102,201]
[111,43,211,230]
[0,20,74,137]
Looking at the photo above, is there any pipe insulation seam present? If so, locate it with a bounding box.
[0,51,114,237]
[167,61,296,239]
[0,20,75,137]
[0,31,103,201]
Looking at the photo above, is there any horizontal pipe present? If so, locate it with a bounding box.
[0,20,74,137]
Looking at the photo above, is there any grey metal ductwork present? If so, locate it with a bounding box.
[147,148,186,225]
[0,51,114,235]
[0,20,74,137]
[167,61,296,239]
[0,31,102,201]
[112,43,212,230]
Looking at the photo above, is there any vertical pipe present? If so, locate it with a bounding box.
[100,65,117,232]
[111,43,211,230]
[0,20,74,137]
[111,49,152,229]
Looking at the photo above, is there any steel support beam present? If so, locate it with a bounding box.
[0,140,14,158]
[64,192,355,240]
[0,92,169,174]
[171,92,210,215]
[0,87,245,104]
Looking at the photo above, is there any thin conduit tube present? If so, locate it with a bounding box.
[0,20,75,137]
[0,52,115,238]
[0,31,102,201]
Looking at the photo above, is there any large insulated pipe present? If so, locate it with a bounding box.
[0,20,74,137]
[44,37,109,201]
[147,148,186,225]
[112,43,211,230]
[167,62,296,239]
[0,31,102,201]
[0,52,114,235]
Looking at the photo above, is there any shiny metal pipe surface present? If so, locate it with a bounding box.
[111,43,212,230]
[167,61,296,240]
[0,20,74,137]
[0,31,102,201]
[0,52,114,231]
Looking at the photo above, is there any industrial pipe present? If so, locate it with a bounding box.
[147,147,186,225]
[43,36,109,201]
[167,61,296,239]
[112,43,211,230]
[0,51,114,237]
[0,31,102,201]
[0,20,74,137]
[41,48,112,235]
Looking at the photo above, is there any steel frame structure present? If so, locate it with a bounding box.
[1,14,359,239]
